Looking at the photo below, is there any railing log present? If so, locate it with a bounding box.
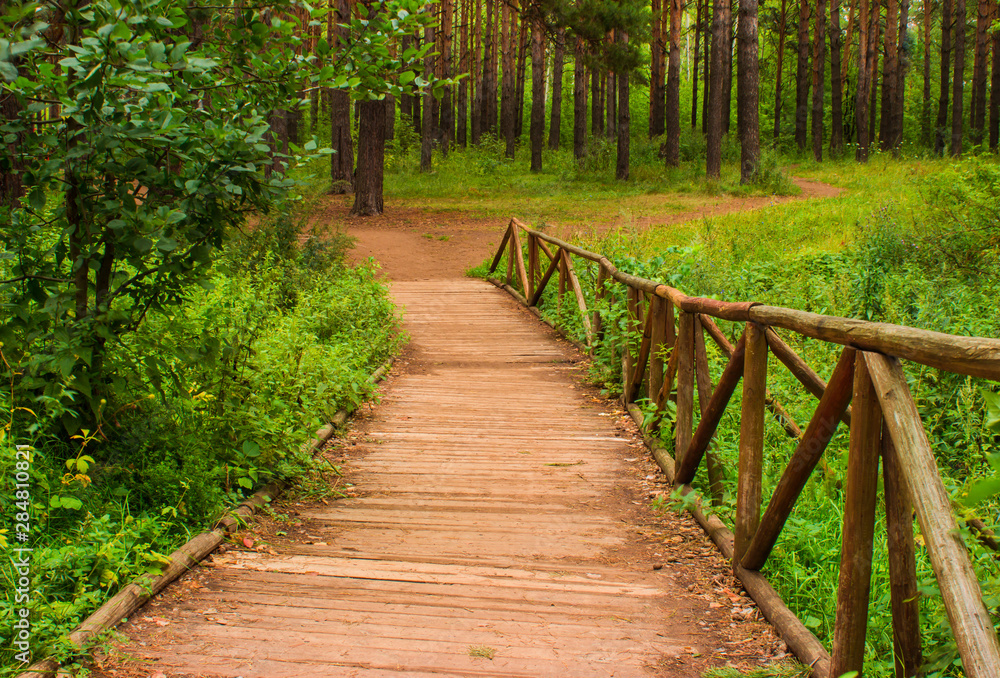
[593,263,607,340]
[562,250,595,348]
[866,352,1000,678]
[648,296,667,408]
[624,287,639,399]
[674,333,747,486]
[509,224,530,298]
[694,317,727,505]
[528,247,563,307]
[674,312,696,470]
[655,334,680,415]
[741,347,856,571]
[527,234,538,300]
[735,322,768,563]
[830,355,883,677]
[882,424,923,678]
[488,224,512,274]
[628,299,655,402]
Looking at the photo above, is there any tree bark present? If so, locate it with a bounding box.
[650,0,667,137]
[440,0,454,153]
[481,0,498,137]
[795,0,812,151]
[703,10,711,132]
[812,0,826,160]
[607,68,617,137]
[616,32,630,180]
[693,0,703,128]
[738,0,761,182]
[971,0,990,145]
[574,37,587,158]
[665,0,682,164]
[350,99,386,216]
[592,67,604,135]
[708,0,726,177]
[549,27,566,150]
[530,17,545,171]
[0,76,23,207]
[722,0,734,134]
[922,0,934,145]
[515,16,528,139]
[830,0,845,151]
[889,0,909,149]
[856,0,872,160]
[774,0,789,140]
[879,0,899,149]
[936,0,952,154]
[458,0,469,147]
[471,0,482,143]
[500,1,516,158]
[991,0,1000,149]
[952,0,966,155]
[421,24,435,171]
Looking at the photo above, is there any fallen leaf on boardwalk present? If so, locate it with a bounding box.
[709,602,723,608]
[147,617,170,627]
[242,537,254,548]
[544,460,585,467]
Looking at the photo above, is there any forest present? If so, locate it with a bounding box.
[2,0,1000,676]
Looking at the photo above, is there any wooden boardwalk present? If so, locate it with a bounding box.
[112,279,733,677]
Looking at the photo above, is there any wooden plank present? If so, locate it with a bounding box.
[562,249,594,348]
[734,322,767,564]
[866,352,1000,678]
[741,347,856,571]
[674,312,695,469]
[830,355,882,678]
[673,333,746,486]
[882,424,923,678]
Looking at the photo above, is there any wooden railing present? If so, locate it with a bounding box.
[487,217,1000,678]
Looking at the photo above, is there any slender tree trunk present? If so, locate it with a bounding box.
[868,0,880,138]
[440,0,454,153]
[890,0,909,149]
[549,27,566,149]
[0,64,23,206]
[971,0,990,145]
[515,16,528,138]
[843,0,858,84]
[693,0,703,128]
[458,0,469,147]
[616,32,631,180]
[592,67,604,135]
[775,0,789,140]
[738,0,761,182]
[880,0,899,148]
[530,17,545,171]
[703,13,711,131]
[665,0,682,164]
[722,0,733,133]
[812,0,827,159]
[952,0,966,155]
[795,0,812,150]
[330,0,353,193]
[936,0,953,153]
[708,0,726,177]
[991,0,1000,149]
[481,0,497,137]
[856,0,872,160]
[922,0,934,145]
[830,0,845,150]
[607,68,617,137]
[574,36,587,158]
[651,0,667,137]
[501,1,516,157]
[471,0,482,143]
[421,25,435,171]
[351,99,386,215]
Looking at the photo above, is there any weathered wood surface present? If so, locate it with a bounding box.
[112,279,738,677]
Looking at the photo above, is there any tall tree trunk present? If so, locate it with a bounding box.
[481,0,497,137]
[922,0,934,145]
[722,0,734,133]
[574,37,588,158]
[471,0,482,143]
[936,0,953,153]
[330,0,353,193]
[795,0,812,150]
[501,1,516,157]
[830,0,845,150]
[665,0,682,164]
[856,0,873,160]
[0,74,23,207]
[708,0,726,177]
[868,0,880,138]
[530,18,545,171]
[351,99,386,215]
[971,0,990,144]
[549,27,566,149]
[991,0,1000,149]
[607,68,617,137]
[703,12,712,131]
[880,0,899,149]
[592,67,604,135]
[693,0,703,128]
[738,0,761,182]
[458,0,469,147]
[440,0,454,153]
[515,16,528,138]
[651,0,667,137]
[616,32,631,180]
[952,0,966,155]
[842,0,858,84]
[889,0,909,149]
[421,25,435,171]
[775,0,789,140]
[812,0,827,159]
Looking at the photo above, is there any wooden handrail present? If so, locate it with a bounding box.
[487,217,1000,678]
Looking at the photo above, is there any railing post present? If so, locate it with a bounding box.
[734,321,767,564]
[674,311,695,471]
[593,264,607,341]
[527,233,538,302]
[648,296,666,407]
[505,230,514,286]
[623,287,639,402]
[694,316,726,506]
[830,353,882,678]
[882,424,923,678]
